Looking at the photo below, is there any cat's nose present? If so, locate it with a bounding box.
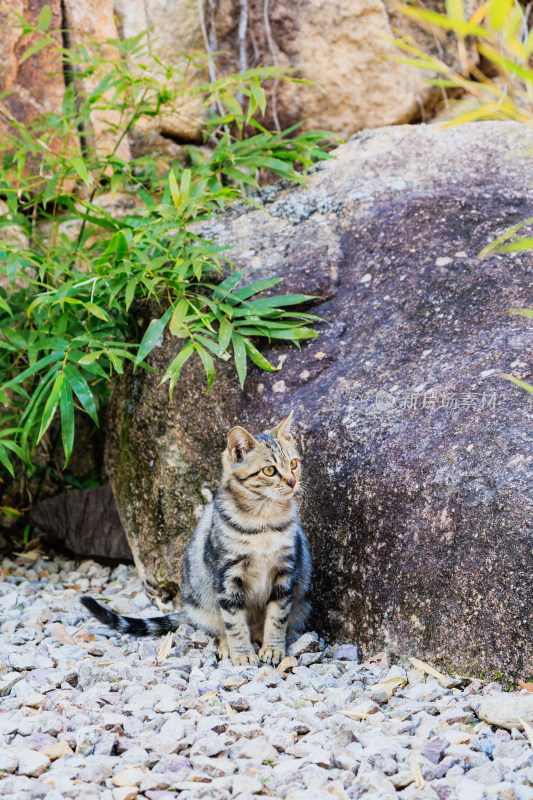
[286,477,296,488]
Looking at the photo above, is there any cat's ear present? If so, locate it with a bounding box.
[270,410,294,442]
[227,426,257,461]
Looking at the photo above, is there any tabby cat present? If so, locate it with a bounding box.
[81,412,312,666]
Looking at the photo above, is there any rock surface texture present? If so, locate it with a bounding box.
[113,0,462,139]
[30,485,132,562]
[0,552,532,800]
[1,0,473,145]
[106,122,533,679]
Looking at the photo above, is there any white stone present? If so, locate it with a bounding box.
[17,749,50,777]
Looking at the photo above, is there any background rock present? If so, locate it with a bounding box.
[114,0,475,140]
[0,0,477,150]
[63,0,131,162]
[0,0,66,149]
[30,484,132,561]
[106,121,533,678]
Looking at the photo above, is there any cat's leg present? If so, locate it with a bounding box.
[217,581,258,665]
[219,606,258,665]
[259,576,293,665]
[217,633,230,661]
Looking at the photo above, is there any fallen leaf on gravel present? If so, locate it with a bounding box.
[50,624,77,646]
[74,631,97,643]
[13,549,40,561]
[50,624,104,656]
[362,651,389,669]
[277,656,297,675]
[339,704,379,720]
[519,717,533,747]
[156,632,173,661]
[411,757,425,789]
[369,676,406,699]
[225,701,235,718]
[519,680,533,692]
[40,741,73,760]
[199,691,218,700]
[409,657,459,688]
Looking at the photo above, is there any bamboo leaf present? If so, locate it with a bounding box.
[503,374,533,394]
[218,317,233,353]
[232,331,247,388]
[135,306,173,366]
[160,340,195,398]
[169,298,189,335]
[168,171,181,209]
[0,444,14,477]
[509,308,533,318]
[64,364,99,424]
[71,157,89,184]
[38,5,52,30]
[194,343,215,392]
[84,302,110,321]
[19,38,50,64]
[60,380,75,465]
[244,338,280,372]
[37,372,64,443]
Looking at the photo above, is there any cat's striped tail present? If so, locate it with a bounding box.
[81,596,187,637]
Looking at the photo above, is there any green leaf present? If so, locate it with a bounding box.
[84,302,110,321]
[43,172,59,204]
[244,339,281,372]
[38,5,52,31]
[0,297,13,317]
[232,278,282,301]
[445,0,465,23]
[135,306,173,366]
[194,343,215,392]
[232,331,247,389]
[0,444,14,477]
[160,341,195,399]
[169,298,189,335]
[37,372,64,443]
[60,380,75,465]
[218,317,233,353]
[64,364,99,424]
[0,351,64,394]
[509,308,533,318]
[503,374,533,394]
[71,157,89,184]
[168,171,181,209]
[19,38,50,64]
[78,352,103,365]
[125,279,136,311]
[180,169,191,202]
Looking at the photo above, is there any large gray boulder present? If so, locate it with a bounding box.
[105,122,533,679]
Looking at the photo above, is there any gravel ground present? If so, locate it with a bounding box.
[1,553,533,800]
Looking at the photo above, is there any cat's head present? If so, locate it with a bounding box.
[222,412,301,502]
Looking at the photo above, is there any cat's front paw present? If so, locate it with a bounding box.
[217,640,230,660]
[259,645,285,665]
[231,652,259,666]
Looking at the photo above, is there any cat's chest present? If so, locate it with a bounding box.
[240,530,294,601]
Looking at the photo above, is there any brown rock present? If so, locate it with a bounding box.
[114,0,208,142]
[40,741,73,761]
[30,484,132,561]
[0,0,72,165]
[106,121,533,679]
[63,0,131,161]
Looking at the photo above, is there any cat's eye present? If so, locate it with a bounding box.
[263,466,276,477]
[290,459,298,470]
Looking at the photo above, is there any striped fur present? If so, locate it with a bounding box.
[82,411,312,666]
